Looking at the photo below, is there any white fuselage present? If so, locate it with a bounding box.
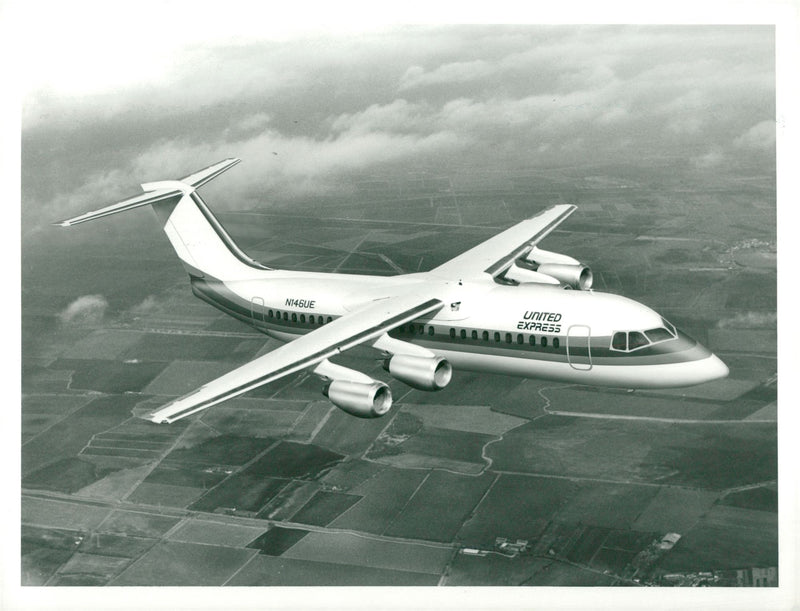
[191,269,728,389]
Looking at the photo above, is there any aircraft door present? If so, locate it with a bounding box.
[250,296,265,328]
[566,324,592,371]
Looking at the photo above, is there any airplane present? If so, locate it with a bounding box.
[56,158,729,424]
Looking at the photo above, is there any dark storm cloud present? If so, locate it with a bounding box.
[22,25,774,232]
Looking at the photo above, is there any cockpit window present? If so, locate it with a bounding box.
[661,317,677,337]
[611,322,679,353]
[645,327,674,343]
[628,331,649,350]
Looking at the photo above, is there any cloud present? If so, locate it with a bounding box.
[691,148,725,170]
[399,60,494,90]
[131,295,160,315]
[718,312,777,329]
[22,25,775,232]
[59,295,109,325]
[734,120,776,151]
[225,112,273,139]
[39,122,466,224]
[330,99,432,135]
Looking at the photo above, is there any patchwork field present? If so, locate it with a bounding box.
[110,541,257,585]
[21,153,777,587]
[485,417,777,489]
[383,471,496,542]
[227,555,440,586]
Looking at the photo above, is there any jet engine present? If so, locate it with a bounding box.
[536,263,593,290]
[322,380,393,418]
[383,354,452,391]
[503,265,561,286]
[519,247,593,290]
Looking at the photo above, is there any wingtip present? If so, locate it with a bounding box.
[138,412,168,424]
[53,220,72,228]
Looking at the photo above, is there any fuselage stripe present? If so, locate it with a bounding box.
[189,277,707,373]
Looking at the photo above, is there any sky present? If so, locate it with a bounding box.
[17,12,777,237]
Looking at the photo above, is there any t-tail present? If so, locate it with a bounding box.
[54,158,270,280]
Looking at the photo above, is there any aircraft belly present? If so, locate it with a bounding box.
[267,329,304,341]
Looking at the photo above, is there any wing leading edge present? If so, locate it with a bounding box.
[429,204,576,280]
[142,293,444,424]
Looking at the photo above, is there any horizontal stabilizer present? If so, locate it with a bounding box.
[180,158,241,189]
[53,158,241,227]
[54,187,181,227]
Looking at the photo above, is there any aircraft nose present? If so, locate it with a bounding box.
[706,354,729,381]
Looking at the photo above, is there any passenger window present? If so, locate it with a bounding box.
[327,316,333,323]
[529,335,536,346]
[309,315,315,324]
[283,312,289,321]
[645,327,673,343]
[505,333,512,343]
[450,328,456,339]
[611,332,627,351]
[471,330,478,340]
[517,334,523,344]
[460,329,467,339]
[268,310,274,318]
[419,325,425,334]
[300,314,306,323]
[275,311,281,320]
[494,332,501,342]
[482,331,489,341]
[541,336,548,347]
[428,326,435,336]
[628,331,649,350]
[291,313,297,322]
[553,337,560,349]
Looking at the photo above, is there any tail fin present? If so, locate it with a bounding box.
[55,158,270,280]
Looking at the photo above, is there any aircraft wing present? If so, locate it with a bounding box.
[142,293,444,423]
[429,204,576,280]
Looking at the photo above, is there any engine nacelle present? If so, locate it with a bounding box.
[503,264,561,286]
[323,380,392,418]
[383,354,452,391]
[536,263,593,290]
[525,246,580,266]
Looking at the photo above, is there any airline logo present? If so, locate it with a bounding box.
[517,310,562,333]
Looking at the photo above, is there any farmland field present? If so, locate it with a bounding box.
[110,541,256,585]
[383,471,496,542]
[189,474,288,514]
[282,531,453,574]
[289,491,363,526]
[168,519,266,547]
[227,554,440,586]
[457,475,579,547]
[98,510,181,538]
[328,466,427,535]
